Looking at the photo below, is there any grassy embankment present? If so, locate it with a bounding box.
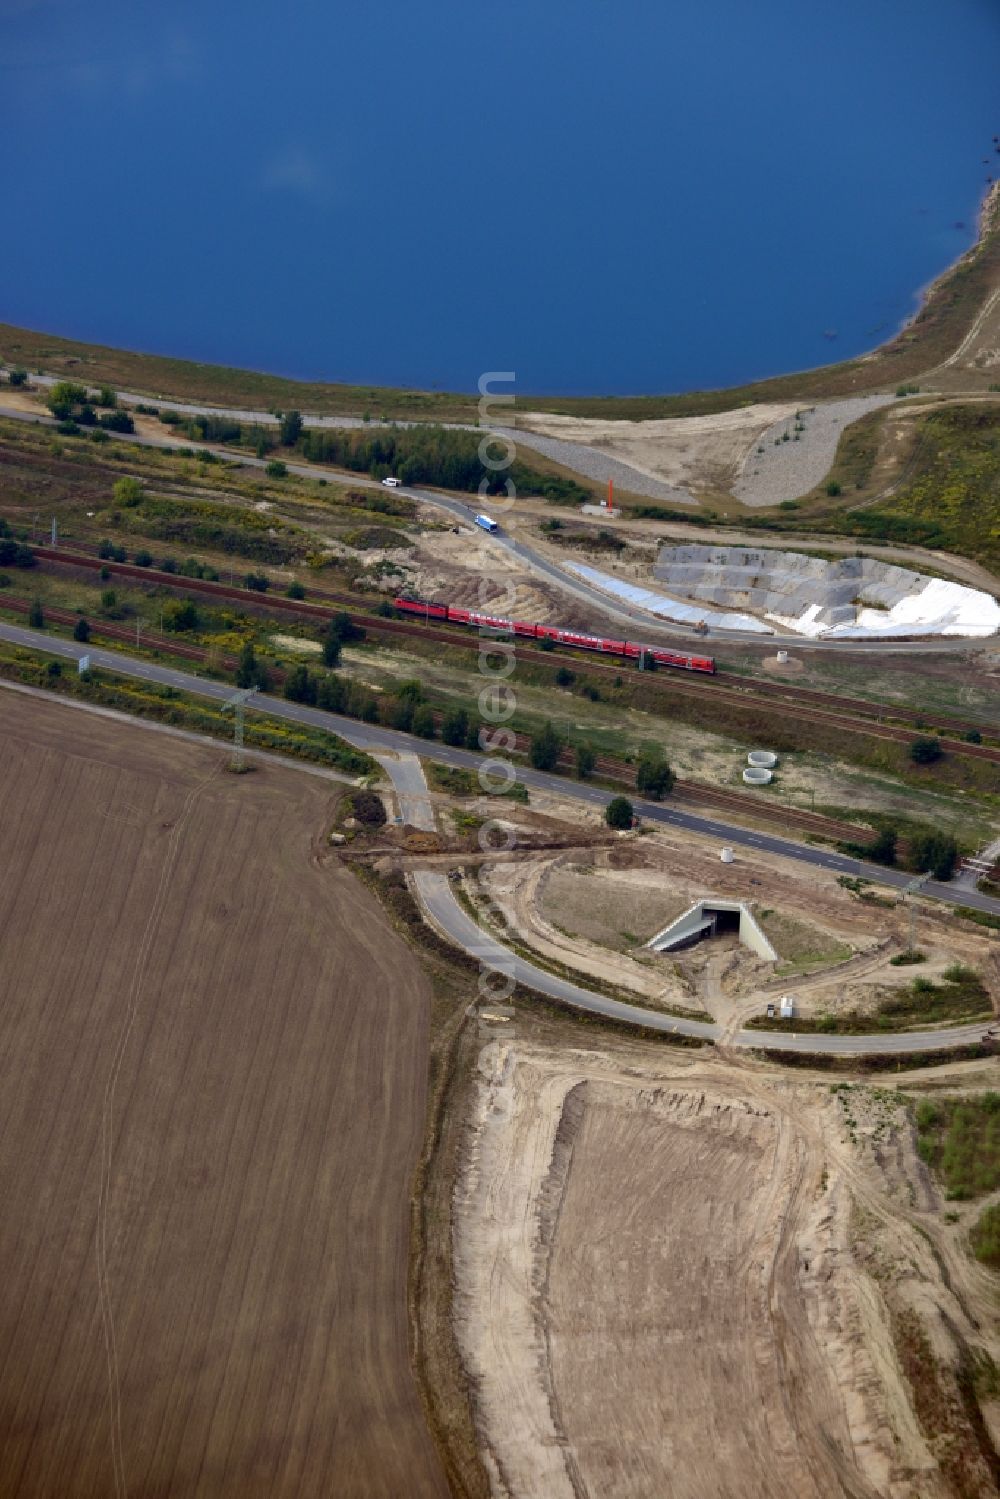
[914,1092,1000,1269]
[749,964,993,1035]
[607,397,1000,579]
[1,184,997,421]
[0,639,376,778]
[794,402,1000,576]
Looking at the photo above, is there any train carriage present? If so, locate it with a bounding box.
[394,596,449,621]
[391,596,715,674]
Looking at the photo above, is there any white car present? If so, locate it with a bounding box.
[381,476,401,488]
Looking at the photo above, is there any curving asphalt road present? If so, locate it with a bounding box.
[412,869,993,1056]
[2,619,996,1055]
[2,400,994,657]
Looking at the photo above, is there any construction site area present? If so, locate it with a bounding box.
[391,785,1000,1499]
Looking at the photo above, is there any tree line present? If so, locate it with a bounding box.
[296,423,591,503]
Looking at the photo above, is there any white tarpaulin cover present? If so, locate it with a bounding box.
[565,563,774,633]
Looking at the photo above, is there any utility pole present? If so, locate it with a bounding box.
[222,687,257,772]
[903,871,932,953]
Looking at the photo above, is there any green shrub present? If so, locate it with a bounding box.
[113,476,144,507]
[0,539,36,568]
[441,706,469,746]
[99,410,134,433]
[529,721,562,772]
[46,380,86,416]
[907,830,958,881]
[636,752,674,799]
[235,640,268,691]
[389,696,415,732]
[412,704,436,739]
[910,736,942,765]
[327,610,365,644]
[971,1204,1000,1268]
[162,599,198,632]
[605,796,633,830]
[283,664,317,704]
[915,1092,1000,1198]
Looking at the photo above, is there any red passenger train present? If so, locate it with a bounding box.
[392,595,715,674]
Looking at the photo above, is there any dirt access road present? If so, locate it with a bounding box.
[0,693,447,1499]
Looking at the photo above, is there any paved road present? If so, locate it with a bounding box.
[1,620,997,920]
[3,621,996,1054]
[381,751,437,831]
[25,373,694,506]
[412,869,994,1055]
[2,401,994,658]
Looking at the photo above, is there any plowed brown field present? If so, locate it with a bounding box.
[0,692,448,1499]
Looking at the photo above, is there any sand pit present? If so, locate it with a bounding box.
[517,405,798,492]
[452,1042,959,1499]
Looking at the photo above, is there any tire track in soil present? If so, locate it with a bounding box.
[94,759,223,1499]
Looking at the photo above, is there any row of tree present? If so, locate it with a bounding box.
[46,382,134,432]
[841,822,960,882]
[295,423,590,503]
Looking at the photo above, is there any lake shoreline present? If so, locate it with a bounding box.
[2,184,998,424]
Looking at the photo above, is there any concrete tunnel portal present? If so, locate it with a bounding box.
[646,899,778,962]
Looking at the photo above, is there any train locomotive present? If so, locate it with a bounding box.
[392,595,715,674]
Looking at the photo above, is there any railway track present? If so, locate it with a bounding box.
[30,546,1000,765]
[33,530,998,731]
[1,591,875,846]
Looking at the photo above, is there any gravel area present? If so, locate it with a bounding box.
[493,427,699,504]
[732,395,896,507]
[63,373,893,509]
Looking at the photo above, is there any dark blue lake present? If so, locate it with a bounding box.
[3,0,998,395]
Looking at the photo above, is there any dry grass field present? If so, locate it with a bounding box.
[0,692,448,1498]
